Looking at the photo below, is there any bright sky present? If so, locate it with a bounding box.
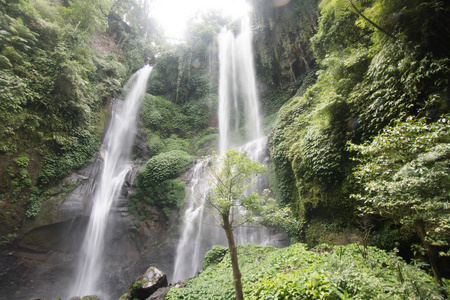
[150,0,250,40]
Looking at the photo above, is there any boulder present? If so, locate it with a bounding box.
[80,296,100,300]
[146,287,170,300]
[129,267,168,300]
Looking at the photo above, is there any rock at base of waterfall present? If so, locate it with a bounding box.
[146,287,170,300]
[129,267,168,300]
[69,296,99,300]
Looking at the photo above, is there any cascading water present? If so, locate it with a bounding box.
[218,16,262,155]
[172,17,285,282]
[69,66,152,298]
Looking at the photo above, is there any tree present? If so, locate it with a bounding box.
[62,0,114,33]
[203,150,290,300]
[349,116,450,283]
[319,0,395,39]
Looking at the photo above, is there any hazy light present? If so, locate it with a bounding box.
[150,0,250,40]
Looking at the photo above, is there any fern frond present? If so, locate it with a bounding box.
[333,0,370,17]
[335,0,351,17]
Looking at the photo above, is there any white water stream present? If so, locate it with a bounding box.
[69,66,152,298]
[218,16,262,155]
[172,17,283,282]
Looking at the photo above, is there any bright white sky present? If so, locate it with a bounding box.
[149,0,250,40]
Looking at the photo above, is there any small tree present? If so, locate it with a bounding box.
[203,150,290,300]
[349,116,450,283]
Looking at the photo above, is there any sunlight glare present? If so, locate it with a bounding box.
[150,0,250,40]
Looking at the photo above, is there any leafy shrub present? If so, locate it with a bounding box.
[140,94,186,137]
[137,150,192,184]
[167,243,443,300]
[133,150,192,215]
[203,245,229,270]
[38,130,100,185]
[146,131,164,157]
[164,134,190,153]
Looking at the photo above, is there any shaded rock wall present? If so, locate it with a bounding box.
[0,133,180,299]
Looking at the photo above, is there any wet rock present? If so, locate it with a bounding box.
[132,129,150,159]
[146,287,170,300]
[80,296,100,300]
[129,267,168,300]
[1,152,179,299]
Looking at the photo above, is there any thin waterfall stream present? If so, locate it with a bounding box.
[172,17,286,282]
[69,66,152,298]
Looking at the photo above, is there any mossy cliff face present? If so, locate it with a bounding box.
[0,0,160,241]
[251,0,319,90]
[267,0,450,255]
[2,152,181,299]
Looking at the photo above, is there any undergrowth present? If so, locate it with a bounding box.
[167,243,445,300]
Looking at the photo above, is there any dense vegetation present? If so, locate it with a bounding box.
[167,243,446,299]
[267,0,450,280]
[1,0,449,297]
[0,0,159,241]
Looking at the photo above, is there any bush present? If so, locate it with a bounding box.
[137,150,192,184]
[133,150,192,215]
[203,245,229,270]
[167,243,443,300]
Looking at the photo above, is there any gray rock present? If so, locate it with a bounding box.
[129,267,168,300]
[80,296,100,300]
[146,287,170,300]
[132,128,150,159]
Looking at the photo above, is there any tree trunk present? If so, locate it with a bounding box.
[222,215,244,300]
[415,221,442,285]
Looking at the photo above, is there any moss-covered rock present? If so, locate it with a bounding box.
[203,245,229,270]
[128,266,168,300]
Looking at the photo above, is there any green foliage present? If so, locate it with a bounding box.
[167,243,443,300]
[206,150,292,229]
[349,116,450,251]
[203,150,294,300]
[132,150,192,216]
[268,0,450,243]
[0,0,155,236]
[140,92,216,158]
[26,189,43,219]
[269,83,354,223]
[351,42,450,140]
[252,0,318,88]
[60,0,114,34]
[140,94,189,138]
[38,130,101,185]
[138,150,192,184]
[203,245,229,270]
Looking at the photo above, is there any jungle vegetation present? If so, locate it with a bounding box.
[1,0,449,297]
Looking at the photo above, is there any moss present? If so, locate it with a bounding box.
[203,245,229,270]
[130,150,192,221]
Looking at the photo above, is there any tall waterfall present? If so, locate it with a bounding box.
[218,16,262,155]
[172,17,283,282]
[69,66,152,298]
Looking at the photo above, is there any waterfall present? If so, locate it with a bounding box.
[69,66,152,298]
[172,17,284,282]
[218,16,262,155]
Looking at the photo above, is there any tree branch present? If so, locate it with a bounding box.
[348,0,396,40]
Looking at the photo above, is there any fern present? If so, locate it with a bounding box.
[320,0,370,16]
[319,0,395,39]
